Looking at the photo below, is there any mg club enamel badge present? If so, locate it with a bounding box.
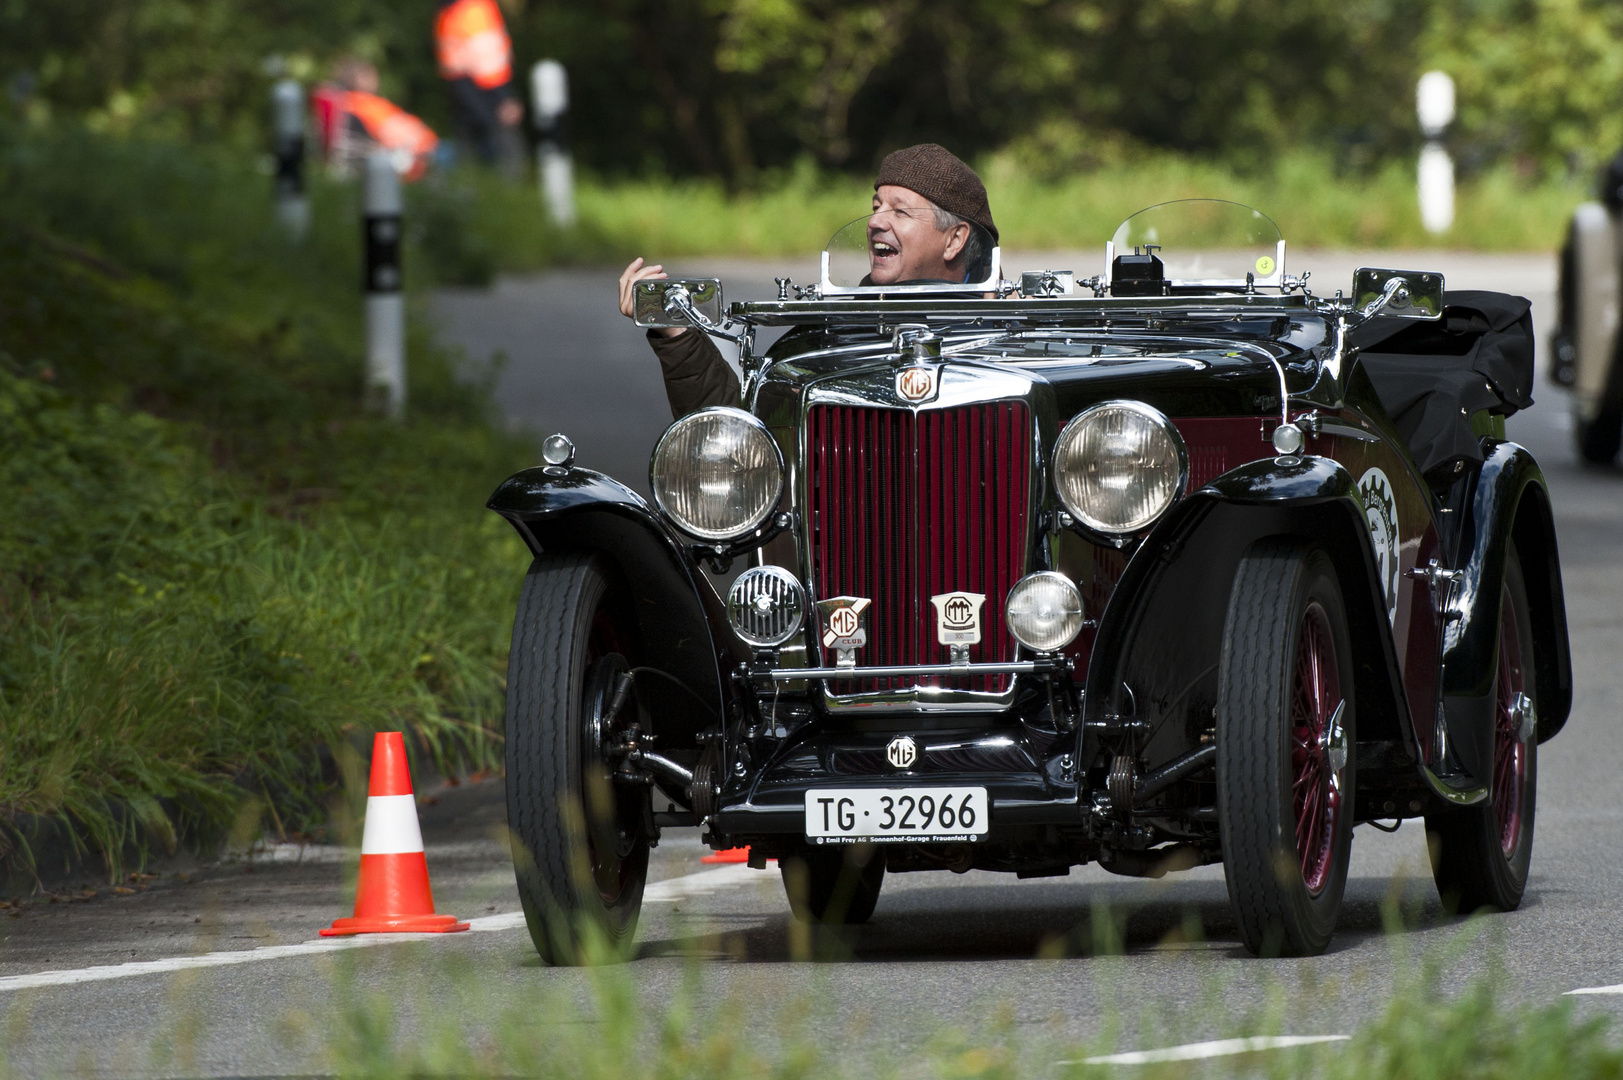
[816,595,872,668]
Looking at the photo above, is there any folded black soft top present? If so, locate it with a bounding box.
[1351,290,1535,484]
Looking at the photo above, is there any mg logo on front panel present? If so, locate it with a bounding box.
[886,736,918,769]
[895,364,940,404]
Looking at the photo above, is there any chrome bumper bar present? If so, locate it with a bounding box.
[767,659,1064,682]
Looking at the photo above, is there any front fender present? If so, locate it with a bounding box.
[487,467,742,748]
[1443,442,1573,742]
[1199,452,1358,502]
[1081,454,1417,770]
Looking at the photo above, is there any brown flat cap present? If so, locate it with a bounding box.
[875,143,997,244]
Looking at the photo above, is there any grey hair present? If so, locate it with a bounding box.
[929,202,989,281]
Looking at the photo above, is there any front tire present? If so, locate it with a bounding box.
[1217,541,1356,957]
[1425,546,1538,913]
[505,554,650,964]
[780,845,885,925]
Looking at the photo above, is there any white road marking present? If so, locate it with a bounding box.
[645,861,762,902]
[1068,1035,1350,1066]
[0,862,763,993]
[1566,984,1623,995]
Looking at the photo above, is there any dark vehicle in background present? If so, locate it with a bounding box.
[1552,190,1623,466]
[490,200,1571,961]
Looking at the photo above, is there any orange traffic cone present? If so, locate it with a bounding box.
[321,732,468,935]
[701,846,752,864]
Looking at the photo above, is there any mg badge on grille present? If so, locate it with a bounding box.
[816,595,872,668]
[895,364,940,404]
[931,591,986,665]
[886,736,918,769]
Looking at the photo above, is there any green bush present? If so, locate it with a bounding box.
[0,126,531,871]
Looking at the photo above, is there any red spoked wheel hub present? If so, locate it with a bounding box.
[1493,586,1529,857]
[1291,601,1344,896]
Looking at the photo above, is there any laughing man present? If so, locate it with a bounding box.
[617,143,999,418]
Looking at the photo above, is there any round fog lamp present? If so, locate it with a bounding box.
[651,408,784,541]
[727,566,805,648]
[1006,572,1084,652]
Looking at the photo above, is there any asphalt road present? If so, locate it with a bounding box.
[2,250,1620,1078]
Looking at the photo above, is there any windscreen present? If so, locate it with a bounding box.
[1108,200,1285,288]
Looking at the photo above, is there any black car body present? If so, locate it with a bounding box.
[491,201,1571,960]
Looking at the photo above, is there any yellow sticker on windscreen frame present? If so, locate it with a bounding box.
[1255,255,1276,276]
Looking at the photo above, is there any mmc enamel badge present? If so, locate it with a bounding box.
[930,591,986,646]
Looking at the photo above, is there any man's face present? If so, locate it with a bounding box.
[867,185,972,285]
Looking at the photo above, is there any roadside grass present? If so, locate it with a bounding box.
[18,899,1611,1080]
[287,916,1623,1080]
[0,125,531,874]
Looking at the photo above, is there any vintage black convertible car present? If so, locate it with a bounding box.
[490,200,1571,961]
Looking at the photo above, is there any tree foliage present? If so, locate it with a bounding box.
[3,0,1622,182]
[1423,0,1623,174]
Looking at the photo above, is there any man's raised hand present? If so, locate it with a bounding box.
[618,258,686,337]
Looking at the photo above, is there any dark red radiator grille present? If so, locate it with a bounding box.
[806,401,1032,694]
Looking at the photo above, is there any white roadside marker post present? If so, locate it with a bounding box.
[1417,70,1456,235]
[271,77,310,239]
[531,59,575,226]
[363,152,406,418]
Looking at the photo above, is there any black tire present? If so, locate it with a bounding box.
[1577,406,1623,466]
[1425,546,1538,913]
[505,554,650,965]
[1217,541,1356,957]
[780,845,885,925]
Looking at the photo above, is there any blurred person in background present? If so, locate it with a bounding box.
[311,57,439,181]
[434,0,525,177]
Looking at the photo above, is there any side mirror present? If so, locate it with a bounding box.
[633,278,724,329]
[1352,267,1445,320]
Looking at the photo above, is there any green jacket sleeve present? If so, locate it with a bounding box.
[646,329,742,419]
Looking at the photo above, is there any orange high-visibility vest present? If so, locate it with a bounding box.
[435,0,513,90]
[344,91,440,158]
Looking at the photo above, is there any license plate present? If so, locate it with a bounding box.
[804,787,989,843]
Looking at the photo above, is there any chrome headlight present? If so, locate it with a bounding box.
[651,408,783,541]
[1006,572,1084,652]
[1053,401,1186,534]
[727,566,806,647]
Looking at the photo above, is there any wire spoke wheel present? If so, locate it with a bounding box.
[1426,543,1537,914]
[1491,596,1530,857]
[1292,602,1344,897]
[1218,541,1354,957]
